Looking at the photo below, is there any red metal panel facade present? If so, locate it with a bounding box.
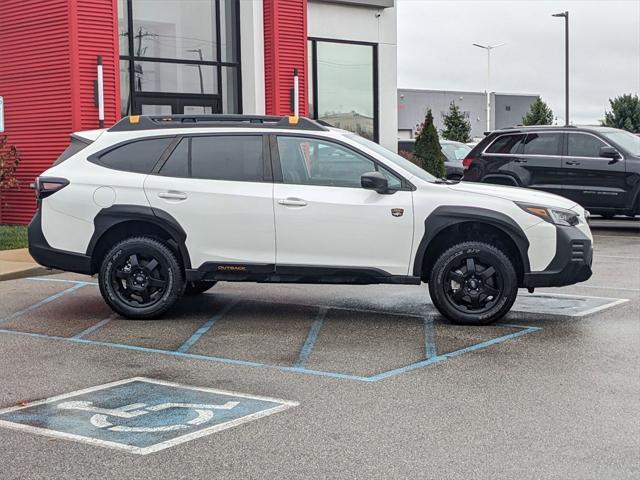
[0,0,120,224]
[263,0,308,116]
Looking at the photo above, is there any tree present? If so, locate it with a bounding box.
[414,109,446,178]
[522,97,554,125]
[601,94,640,133]
[0,135,20,191]
[441,101,471,142]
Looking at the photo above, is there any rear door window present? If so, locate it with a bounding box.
[567,133,607,158]
[485,134,525,154]
[95,137,173,173]
[522,133,562,156]
[158,138,189,178]
[190,135,264,182]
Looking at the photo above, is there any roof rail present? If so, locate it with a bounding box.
[108,115,329,132]
[496,124,577,131]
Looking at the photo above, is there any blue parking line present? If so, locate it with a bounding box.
[27,277,98,286]
[366,326,541,382]
[176,301,239,353]
[423,317,437,359]
[0,324,541,383]
[0,283,85,326]
[294,307,328,368]
[72,314,117,339]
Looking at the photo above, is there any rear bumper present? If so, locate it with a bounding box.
[28,209,93,275]
[522,225,593,288]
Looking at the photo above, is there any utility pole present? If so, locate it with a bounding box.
[552,11,569,126]
[472,43,505,131]
[187,48,205,95]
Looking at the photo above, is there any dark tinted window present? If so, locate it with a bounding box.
[190,135,263,182]
[159,138,189,177]
[522,133,562,156]
[398,140,415,154]
[486,134,525,154]
[53,136,91,166]
[567,133,606,157]
[98,137,173,173]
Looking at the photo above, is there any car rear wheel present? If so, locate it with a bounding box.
[428,241,518,325]
[184,280,217,296]
[99,236,183,319]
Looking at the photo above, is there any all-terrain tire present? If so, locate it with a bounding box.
[99,236,184,320]
[428,241,518,326]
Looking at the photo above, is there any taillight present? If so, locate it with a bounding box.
[462,156,475,169]
[32,177,69,200]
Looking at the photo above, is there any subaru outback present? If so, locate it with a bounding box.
[29,115,593,325]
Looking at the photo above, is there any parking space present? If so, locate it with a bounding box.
[0,227,638,478]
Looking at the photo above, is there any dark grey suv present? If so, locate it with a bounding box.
[462,126,640,218]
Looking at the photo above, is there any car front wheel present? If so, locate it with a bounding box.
[428,241,518,325]
[99,236,184,319]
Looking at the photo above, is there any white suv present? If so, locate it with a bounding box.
[28,115,594,325]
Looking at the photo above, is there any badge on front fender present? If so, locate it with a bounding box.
[391,208,404,217]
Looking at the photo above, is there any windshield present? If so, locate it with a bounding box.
[441,142,471,162]
[347,134,436,182]
[600,130,640,156]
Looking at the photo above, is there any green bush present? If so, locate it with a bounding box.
[414,109,446,178]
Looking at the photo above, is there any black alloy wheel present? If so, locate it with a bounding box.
[99,237,183,319]
[429,241,518,325]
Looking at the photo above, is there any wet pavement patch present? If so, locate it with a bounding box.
[0,277,630,383]
[0,377,298,455]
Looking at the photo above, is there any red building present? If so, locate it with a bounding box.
[0,0,397,224]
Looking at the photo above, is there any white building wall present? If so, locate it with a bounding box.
[239,0,265,115]
[307,1,398,151]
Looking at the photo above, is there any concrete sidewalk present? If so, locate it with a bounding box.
[0,248,52,281]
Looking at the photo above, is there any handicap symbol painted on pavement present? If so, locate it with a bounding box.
[57,399,240,432]
[0,377,298,454]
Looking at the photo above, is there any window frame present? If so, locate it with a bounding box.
[153,132,273,183]
[308,37,379,143]
[483,131,566,157]
[269,133,413,191]
[119,0,243,115]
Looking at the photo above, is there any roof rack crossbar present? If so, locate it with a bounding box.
[108,115,328,132]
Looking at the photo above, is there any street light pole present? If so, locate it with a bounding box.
[473,43,505,131]
[552,11,569,126]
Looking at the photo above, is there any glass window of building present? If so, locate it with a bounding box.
[118,0,241,117]
[309,39,377,142]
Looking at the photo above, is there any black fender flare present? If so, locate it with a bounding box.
[86,205,191,269]
[412,206,531,277]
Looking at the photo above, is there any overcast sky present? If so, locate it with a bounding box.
[397,0,640,125]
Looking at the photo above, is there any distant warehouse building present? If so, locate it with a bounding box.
[397,89,539,139]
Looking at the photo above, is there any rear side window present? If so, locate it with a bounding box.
[485,134,524,154]
[95,137,173,173]
[522,133,562,156]
[53,136,91,166]
[190,135,264,182]
[567,133,606,157]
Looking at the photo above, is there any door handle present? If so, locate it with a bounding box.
[514,158,528,163]
[278,197,307,207]
[158,191,188,200]
[565,161,581,166]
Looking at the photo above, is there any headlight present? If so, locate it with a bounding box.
[516,203,580,227]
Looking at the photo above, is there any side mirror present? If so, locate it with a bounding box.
[361,171,389,194]
[600,146,621,163]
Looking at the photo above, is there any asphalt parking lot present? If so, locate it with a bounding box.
[0,222,638,479]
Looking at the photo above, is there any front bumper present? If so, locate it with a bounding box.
[522,225,593,288]
[28,209,93,275]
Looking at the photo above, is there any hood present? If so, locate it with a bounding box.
[448,182,578,210]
